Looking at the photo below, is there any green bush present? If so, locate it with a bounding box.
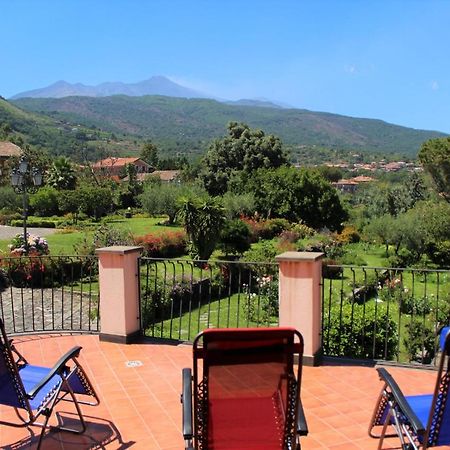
[339,251,367,266]
[243,276,278,325]
[10,218,56,228]
[291,223,315,239]
[0,211,22,225]
[400,295,432,316]
[387,248,416,268]
[29,187,60,217]
[323,302,399,360]
[0,187,21,212]
[404,320,436,363]
[428,240,450,268]
[74,224,134,256]
[260,218,291,239]
[219,219,251,255]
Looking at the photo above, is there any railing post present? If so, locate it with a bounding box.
[275,251,324,366]
[96,246,143,344]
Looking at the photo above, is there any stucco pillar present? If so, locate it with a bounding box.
[275,251,324,366]
[96,246,143,344]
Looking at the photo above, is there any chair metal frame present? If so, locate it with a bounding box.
[181,327,308,450]
[0,318,100,449]
[369,326,450,450]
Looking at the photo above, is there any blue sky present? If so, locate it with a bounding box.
[2,0,450,132]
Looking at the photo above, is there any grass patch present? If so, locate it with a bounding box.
[0,217,183,256]
[144,291,278,342]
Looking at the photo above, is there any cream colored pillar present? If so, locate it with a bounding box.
[275,251,324,366]
[96,246,143,343]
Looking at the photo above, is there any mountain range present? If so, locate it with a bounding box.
[11,95,447,158]
[2,75,448,160]
[10,76,211,100]
[10,77,291,109]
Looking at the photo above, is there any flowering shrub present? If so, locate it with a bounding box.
[135,231,187,257]
[9,234,49,256]
[243,275,279,325]
[240,217,291,242]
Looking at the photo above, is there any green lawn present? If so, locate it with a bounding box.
[145,291,278,342]
[0,217,182,255]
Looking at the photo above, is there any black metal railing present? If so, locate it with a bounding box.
[322,265,450,365]
[0,256,100,335]
[139,258,279,341]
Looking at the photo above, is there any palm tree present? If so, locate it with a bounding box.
[177,197,225,260]
[46,156,77,190]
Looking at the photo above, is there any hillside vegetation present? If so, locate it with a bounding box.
[13,95,447,158]
[0,97,135,161]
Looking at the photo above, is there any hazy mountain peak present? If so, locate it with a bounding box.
[10,76,209,100]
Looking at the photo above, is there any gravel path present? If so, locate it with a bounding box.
[0,225,57,240]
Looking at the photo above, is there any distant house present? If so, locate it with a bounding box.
[0,141,22,174]
[92,157,151,177]
[332,179,359,194]
[351,175,375,183]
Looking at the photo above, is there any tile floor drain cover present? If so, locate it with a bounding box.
[125,360,143,367]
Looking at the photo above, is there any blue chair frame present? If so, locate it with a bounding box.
[369,326,450,450]
[0,318,100,449]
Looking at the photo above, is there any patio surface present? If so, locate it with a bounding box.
[0,333,447,450]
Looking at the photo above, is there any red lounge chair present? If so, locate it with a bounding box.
[181,327,308,449]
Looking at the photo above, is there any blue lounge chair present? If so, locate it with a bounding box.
[0,318,100,449]
[369,326,450,449]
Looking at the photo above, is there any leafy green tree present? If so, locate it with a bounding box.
[0,187,21,212]
[200,122,289,195]
[365,215,397,256]
[139,183,185,224]
[244,167,347,231]
[57,190,81,221]
[140,140,159,168]
[222,192,256,220]
[419,137,450,203]
[77,184,114,220]
[315,165,343,183]
[29,186,60,216]
[405,172,428,206]
[46,156,77,190]
[177,196,225,260]
[118,163,143,208]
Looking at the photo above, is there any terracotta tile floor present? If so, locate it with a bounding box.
[0,333,446,449]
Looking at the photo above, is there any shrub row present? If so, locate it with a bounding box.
[135,231,187,258]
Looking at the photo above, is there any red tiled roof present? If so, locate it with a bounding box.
[92,157,143,168]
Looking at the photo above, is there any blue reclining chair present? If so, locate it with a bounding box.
[0,318,100,449]
[369,326,450,450]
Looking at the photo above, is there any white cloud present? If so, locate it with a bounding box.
[344,64,357,74]
[431,80,439,91]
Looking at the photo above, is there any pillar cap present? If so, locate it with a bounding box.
[275,251,324,262]
[96,246,143,255]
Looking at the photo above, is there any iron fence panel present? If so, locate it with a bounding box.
[139,257,279,341]
[0,256,100,335]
